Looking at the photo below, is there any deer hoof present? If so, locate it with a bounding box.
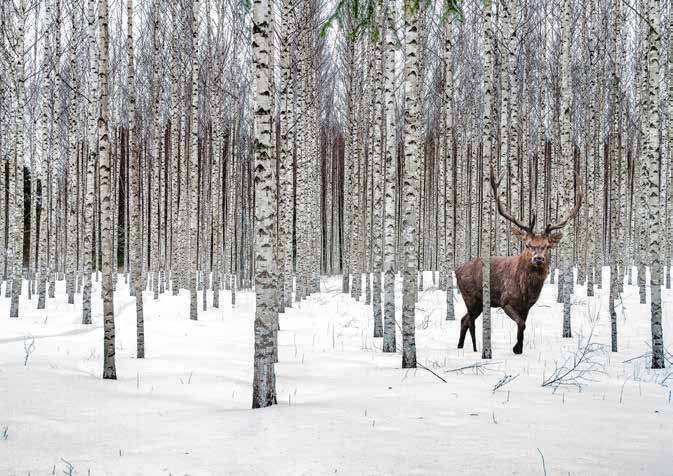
[512,344,523,354]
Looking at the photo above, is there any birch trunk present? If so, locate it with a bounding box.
[151,5,161,301]
[37,0,52,310]
[9,0,26,319]
[189,0,200,321]
[66,1,78,306]
[170,2,180,296]
[646,0,664,369]
[401,2,419,368]
[127,0,144,357]
[443,18,455,322]
[382,0,397,352]
[252,0,277,408]
[99,0,116,380]
[372,5,384,337]
[559,0,573,338]
[667,5,673,290]
[279,0,294,309]
[49,0,62,300]
[82,0,98,325]
[585,0,597,298]
[481,0,494,360]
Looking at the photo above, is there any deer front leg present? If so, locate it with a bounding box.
[468,319,477,352]
[458,314,470,349]
[503,304,526,355]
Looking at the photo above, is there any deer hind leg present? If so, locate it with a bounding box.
[458,311,480,353]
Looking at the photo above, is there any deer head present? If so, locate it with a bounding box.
[489,162,583,270]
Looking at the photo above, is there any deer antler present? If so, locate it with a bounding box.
[545,174,584,234]
[489,162,536,233]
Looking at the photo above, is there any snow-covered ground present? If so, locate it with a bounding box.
[1,270,671,475]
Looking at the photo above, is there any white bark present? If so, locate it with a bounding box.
[646,0,664,369]
[99,0,116,380]
[66,0,78,306]
[279,0,294,309]
[82,0,99,325]
[402,2,419,369]
[443,18,455,322]
[37,0,52,310]
[481,0,494,360]
[559,0,573,338]
[252,0,277,408]
[382,0,397,352]
[189,0,200,320]
[372,4,384,337]
[9,0,26,318]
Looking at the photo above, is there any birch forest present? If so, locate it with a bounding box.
[1,0,672,472]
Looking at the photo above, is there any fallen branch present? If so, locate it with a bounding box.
[417,361,448,383]
[623,344,673,367]
[493,373,519,393]
[622,353,650,364]
[445,361,502,375]
[393,321,446,383]
[657,371,673,388]
[542,328,607,390]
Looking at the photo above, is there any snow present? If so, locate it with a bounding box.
[1,270,672,475]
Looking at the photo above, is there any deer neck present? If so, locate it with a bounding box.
[515,254,549,294]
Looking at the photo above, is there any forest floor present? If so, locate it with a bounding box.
[1,270,672,475]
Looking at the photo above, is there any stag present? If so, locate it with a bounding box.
[456,164,583,355]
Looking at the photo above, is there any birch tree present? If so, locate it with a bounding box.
[189,0,200,321]
[251,0,277,408]
[480,0,494,360]
[99,0,116,380]
[128,0,144,357]
[382,0,397,353]
[9,0,26,319]
[559,0,573,339]
[82,0,98,325]
[646,0,664,369]
[401,0,420,369]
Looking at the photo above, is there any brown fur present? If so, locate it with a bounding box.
[455,232,562,355]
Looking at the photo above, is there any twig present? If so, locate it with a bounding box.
[542,319,606,390]
[657,371,673,388]
[537,448,547,476]
[23,336,36,366]
[392,321,446,383]
[61,458,74,476]
[416,361,447,383]
[622,353,650,364]
[621,0,657,34]
[445,361,502,374]
[493,373,519,393]
[619,378,628,403]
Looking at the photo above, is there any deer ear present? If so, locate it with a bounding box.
[512,228,527,241]
[548,232,563,248]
